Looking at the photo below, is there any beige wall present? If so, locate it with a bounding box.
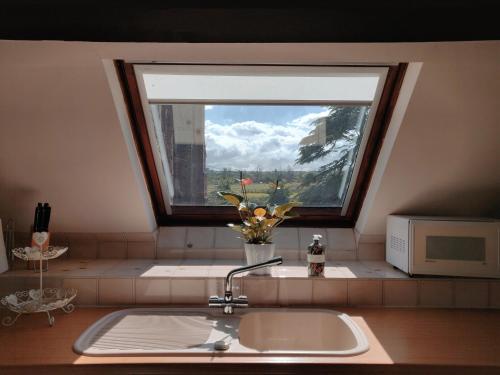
[0,41,498,234]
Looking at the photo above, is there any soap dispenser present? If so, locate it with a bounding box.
[307,234,325,277]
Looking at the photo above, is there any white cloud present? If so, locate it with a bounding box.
[205,110,332,171]
[205,105,214,110]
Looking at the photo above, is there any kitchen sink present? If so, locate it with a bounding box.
[238,309,369,355]
[74,308,369,356]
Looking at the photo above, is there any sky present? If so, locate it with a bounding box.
[203,105,331,171]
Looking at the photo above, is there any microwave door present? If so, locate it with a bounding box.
[412,221,499,278]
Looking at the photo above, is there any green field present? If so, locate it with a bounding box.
[206,169,306,206]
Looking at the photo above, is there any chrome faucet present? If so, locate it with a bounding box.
[208,256,283,314]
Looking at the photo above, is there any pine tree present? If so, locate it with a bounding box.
[296,106,370,205]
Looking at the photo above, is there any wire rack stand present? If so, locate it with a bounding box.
[1,243,77,327]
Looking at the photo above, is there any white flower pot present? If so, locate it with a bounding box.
[244,243,276,276]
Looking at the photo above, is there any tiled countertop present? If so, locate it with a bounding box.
[2,259,408,279]
[1,259,499,309]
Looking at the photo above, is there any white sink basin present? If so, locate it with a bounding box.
[74,308,369,356]
[239,310,369,355]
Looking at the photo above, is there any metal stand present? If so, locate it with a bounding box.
[1,241,76,327]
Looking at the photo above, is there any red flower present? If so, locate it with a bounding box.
[241,178,253,185]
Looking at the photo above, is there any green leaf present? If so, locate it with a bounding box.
[217,191,244,207]
[272,202,300,218]
[262,218,280,228]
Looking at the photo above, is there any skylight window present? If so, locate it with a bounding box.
[117,62,406,226]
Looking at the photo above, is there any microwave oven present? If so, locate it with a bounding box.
[386,215,499,278]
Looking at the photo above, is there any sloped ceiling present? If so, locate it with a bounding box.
[0,41,499,233]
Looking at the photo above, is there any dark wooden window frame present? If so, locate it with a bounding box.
[115,61,407,227]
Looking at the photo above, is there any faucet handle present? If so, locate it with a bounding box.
[232,295,248,307]
[208,295,224,305]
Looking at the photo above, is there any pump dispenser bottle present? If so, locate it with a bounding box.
[307,234,325,277]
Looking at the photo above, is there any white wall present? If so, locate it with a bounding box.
[0,41,498,234]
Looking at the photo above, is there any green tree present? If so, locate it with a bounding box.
[207,168,235,205]
[267,183,291,205]
[296,106,370,205]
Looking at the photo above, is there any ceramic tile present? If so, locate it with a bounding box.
[214,227,243,248]
[157,227,187,248]
[278,278,312,305]
[348,280,383,306]
[173,259,211,277]
[96,233,126,242]
[50,232,69,246]
[24,276,62,289]
[102,259,153,277]
[98,278,135,305]
[98,241,127,259]
[357,242,385,260]
[135,279,170,304]
[138,259,181,278]
[156,247,185,259]
[127,241,155,259]
[419,280,453,307]
[206,277,242,298]
[125,232,157,242]
[329,249,356,261]
[180,259,213,266]
[66,233,98,241]
[214,248,244,260]
[0,278,25,297]
[186,227,215,249]
[335,261,377,278]
[383,280,418,307]
[242,277,278,305]
[183,248,215,260]
[274,261,308,278]
[208,262,242,278]
[299,228,328,251]
[67,236,98,259]
[211,259,244,266]
[326,228,356,251]
[298,251,308,261]
[361,261,409,279]
[454,281,488,308]
[312,279,348,305]
[275,248,300,261]
[14,232,30,248]
[170,278,206,304]
[72,259,120,276]
[48,260,100,278]
[62,278,97,305]
[490,281,500,308]
[272,228,299,249]
[324,262,351,278]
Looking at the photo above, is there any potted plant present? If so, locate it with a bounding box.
[218,172,300,275]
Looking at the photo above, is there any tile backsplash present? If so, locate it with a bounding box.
[14,227,369,261]
[155,227,361,261]
[6,227,498,310]
[2,257,499,309]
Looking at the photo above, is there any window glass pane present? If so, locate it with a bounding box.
[149,104,371,207]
